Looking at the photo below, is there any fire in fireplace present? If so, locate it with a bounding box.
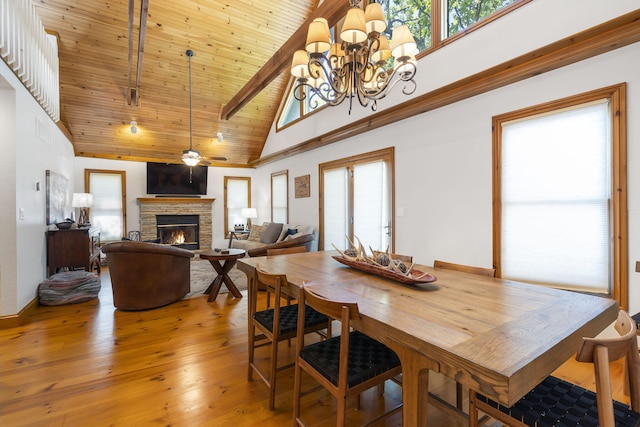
[156,215,200,250]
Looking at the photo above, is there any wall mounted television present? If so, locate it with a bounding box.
[146,162,208,196]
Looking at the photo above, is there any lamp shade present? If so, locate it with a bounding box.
[291,50,311,78]
[241,208,257,219]
[306,18,331,53]
[340,7,367,44]
[72,193,93,208]
[391,25,417,58]
[364,2,386,34]
[371,34,391,63]
[329,43,345,70]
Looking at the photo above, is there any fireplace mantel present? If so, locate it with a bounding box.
[137,197,216,204]
[138,197,215,250]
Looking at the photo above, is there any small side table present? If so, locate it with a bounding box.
[199,249,246,301]
[228,230,250,248]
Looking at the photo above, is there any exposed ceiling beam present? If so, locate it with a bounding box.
[250,9,640,167]
[220,0,351,120]
[127,0,149,106]
[126,0,135,105]
[133,0,149,105]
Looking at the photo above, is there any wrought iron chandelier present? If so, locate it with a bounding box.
[290,0,417,114]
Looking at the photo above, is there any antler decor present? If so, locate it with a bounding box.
[331,236,436,284]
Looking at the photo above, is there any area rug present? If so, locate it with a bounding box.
[184,258,248,299]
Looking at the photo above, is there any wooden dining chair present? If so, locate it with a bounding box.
[433,259,496,277]
[292,284,403,426]
[390,253,413,263]
[248,269,331,410]
[432,259,496,409]
[266,246,307,256]
[263,247,306,308]
[469,310,640,427]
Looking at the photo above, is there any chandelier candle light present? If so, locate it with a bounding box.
[291,0,417,114]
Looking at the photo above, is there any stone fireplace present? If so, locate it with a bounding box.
[156,214,199,250]
[138,197,215,250]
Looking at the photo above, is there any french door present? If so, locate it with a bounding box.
[319,147,394,252]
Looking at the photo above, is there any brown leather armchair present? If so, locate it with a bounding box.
[102,241,194,310]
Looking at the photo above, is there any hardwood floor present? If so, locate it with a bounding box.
[0,269,630,426]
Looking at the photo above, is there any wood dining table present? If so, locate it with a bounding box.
[237,251,618,427]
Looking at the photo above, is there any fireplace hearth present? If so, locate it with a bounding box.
[157,215,199,250]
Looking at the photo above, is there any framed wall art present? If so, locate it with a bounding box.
[45,170,70,225]
[295,174,310,198]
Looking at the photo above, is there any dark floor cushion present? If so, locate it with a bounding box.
[38,271,101,305]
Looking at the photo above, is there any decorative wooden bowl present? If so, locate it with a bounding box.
[332,256,437,285]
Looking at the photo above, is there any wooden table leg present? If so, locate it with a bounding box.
[221,260,242,298]
[204,258,243,301]
[386,340,439,427]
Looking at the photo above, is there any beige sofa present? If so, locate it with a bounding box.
[230,222,318,256]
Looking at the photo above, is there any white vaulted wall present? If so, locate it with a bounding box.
[1,0,639,316]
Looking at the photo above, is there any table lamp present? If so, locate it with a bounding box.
[241,208,257,230]
[72,193,93,227]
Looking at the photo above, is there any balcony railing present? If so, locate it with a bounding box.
[0,0,59,121]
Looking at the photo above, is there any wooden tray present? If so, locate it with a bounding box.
[332,256,437,285]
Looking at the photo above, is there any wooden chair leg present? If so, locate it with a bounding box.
[337,396,347,427]
[456,382,464,410]
[269,339,278,410]
[248,324,255,381]
[468,390,479,427]
[292,361,303,427]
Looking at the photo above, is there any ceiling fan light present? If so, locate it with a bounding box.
[216,132,224,142]
[182,149,201,166]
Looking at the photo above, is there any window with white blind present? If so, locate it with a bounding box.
[224,176,251,236]
[271,171,288,224]
[493,84,627,307]
[85,169,126,242]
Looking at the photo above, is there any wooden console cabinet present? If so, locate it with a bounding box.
[46,227,100,277]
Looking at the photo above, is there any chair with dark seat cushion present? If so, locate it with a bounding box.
[469,310,640,427]
[292,284,403,426]
[102,240,194,310]
[248,268,331,410]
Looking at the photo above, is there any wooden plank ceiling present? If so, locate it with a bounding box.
[33,0,316,167]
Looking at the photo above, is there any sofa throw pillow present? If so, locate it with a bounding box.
[248,224,266,242]
[260,222,283,244]
[284,228,297,238]
[277,223,293,242]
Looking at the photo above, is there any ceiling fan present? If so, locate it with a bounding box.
[181,49,227,166]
